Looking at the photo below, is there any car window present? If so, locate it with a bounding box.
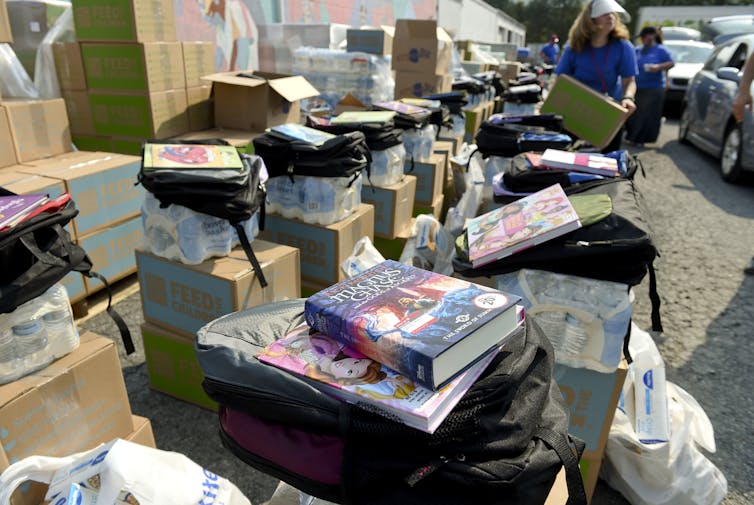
[703,43,737,71]
[728,44,750,70]
[666,44,713,64]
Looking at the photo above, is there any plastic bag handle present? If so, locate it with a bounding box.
[0,454,74,505]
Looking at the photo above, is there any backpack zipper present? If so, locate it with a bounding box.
[405,453,466,487]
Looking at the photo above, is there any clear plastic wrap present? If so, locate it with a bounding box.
[369,143,406,187]
[402,124,437,163]
[34,4,75,98]
[0,43,39,98]
[266,173,363,226]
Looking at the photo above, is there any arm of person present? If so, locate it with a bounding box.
[732,52,754,123]
[620,76,637,116]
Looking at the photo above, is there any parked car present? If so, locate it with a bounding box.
[660,26,702,42]
[664,40,714,109]
[701,15,754,45]
[679,34,754,183]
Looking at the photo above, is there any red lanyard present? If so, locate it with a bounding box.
[590,42,610,94]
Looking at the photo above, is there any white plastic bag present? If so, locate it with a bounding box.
[341,236,385,278]
[601,325,728,505]
[445,144,484,238]
[0,439,251,505]
[399,215,454,275]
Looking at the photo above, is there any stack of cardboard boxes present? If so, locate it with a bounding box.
[54,0,215,155]
[391,20,453,100]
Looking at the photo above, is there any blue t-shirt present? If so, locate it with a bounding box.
[555,39,638,101]
[541,43,560,64]
[635,44,673,89]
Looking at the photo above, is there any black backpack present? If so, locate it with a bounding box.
[476,113,570,158]
[306,117,403,152]
[252,130,371,184]
[196,299,587,505]
[0,190,134,353]
[137,139,268,287]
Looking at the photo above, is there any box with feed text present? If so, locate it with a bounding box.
[72,135,113,152]
[80,214,142,296]
[405,153,444,206]
[88,89,189,138]
[181,41,215,88]
[391,19,452,74]
[361,175,416,239]
[73,0,176,42]
[137,239,300,339]
[61,90,95,136]
[142,321,218,410]
[52,42,86,90]
[202,71,318,132]
[186,85,213,131]
[393,71,452,99]
[541,74,627,150]
[20,151,144,238]
[81,42,185,92]
[2,99,72,163]
[175,127,261,154]
[260,204,374,286]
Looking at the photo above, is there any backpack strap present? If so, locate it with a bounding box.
[232,222,268,289]
[85,271,135,355]
[534,427,588,505]
[648,261,663,332]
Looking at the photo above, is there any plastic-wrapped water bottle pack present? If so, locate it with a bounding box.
[266,173,363,226]
[0,283,79,385]
[496,269,632,372]
[439,114,467,138]
[369,144,406,187]
[140,192,259,265]
[402,125,437,163]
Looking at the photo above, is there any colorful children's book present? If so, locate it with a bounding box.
[257,324,503,433]
[540,149,620,177]
[0,193,49,230]
[466,183,582,268]
[142,143,244,170]
[304,260,522,391]
[266,124,336,146]
[332,111,396,124]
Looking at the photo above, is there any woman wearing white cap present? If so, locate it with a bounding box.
[555,0,638,152]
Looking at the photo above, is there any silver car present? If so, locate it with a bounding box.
[664,40,714,109]
[679,34,754,183]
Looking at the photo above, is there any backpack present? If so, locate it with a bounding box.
[137,139,268,287]
[252,131,371,184]
[0,189,134,353]
[476,116,571,158]
[454,178,662,332]
[504,83,542,104]
[306,117,403,152]
[195,299,587,505]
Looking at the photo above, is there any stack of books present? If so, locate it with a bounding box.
[0,193,53,231]
[257,260,523,433]
[537,149,621,177]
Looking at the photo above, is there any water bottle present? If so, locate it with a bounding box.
[562,313,589,357]
[0,327,21,384]
[43,309,79,359]
[13,319,53,373]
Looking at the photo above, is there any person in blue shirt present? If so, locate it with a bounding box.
[555,0,638,152]
[540,34,560,65]
[625,26,675,146]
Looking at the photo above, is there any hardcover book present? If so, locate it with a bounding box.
[540,149,620,177]
[332,111,396,124]
[467,183,582,268]
[0,193,49,230]
[304,260,522,390]
[257,324,502,433]
[266,124,336,146]
[142,143,244,171]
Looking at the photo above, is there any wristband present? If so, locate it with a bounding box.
[622,96,635,103]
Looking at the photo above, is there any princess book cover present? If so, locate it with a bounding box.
[304,260,520,390]
[467,183,581,267]
[142,143,243,170]
[257,325,499,433]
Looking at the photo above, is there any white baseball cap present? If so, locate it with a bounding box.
[590,0,630,22]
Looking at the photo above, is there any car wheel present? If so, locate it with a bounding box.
[679,105,691,145]
[721,124,743,183]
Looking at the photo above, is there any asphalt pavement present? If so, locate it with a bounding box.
[78,118,754,505]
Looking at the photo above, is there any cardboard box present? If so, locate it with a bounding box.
[142,321,218,410]
[72,135,112,152]
[579,450,603,504]
[21,151,144,238]
[0,168,86,301]
[61,89,95,135]
[464,104,485,142]
[186,85,213,131]
[202,71,318,132]
[391,20,452,74]
[0,0,11,43]
[498,61,522,83]
[2,99,72,163]
[128,414,156,448]
[554,359,627,456]
[437,132,464,156]
[52,42,86,90]
[361,175,416,239]
[541,74,628,149]
[333,93,368,115]
[413,192,444,221]
[89,88,189,138]
[81,215,142,295]
[110,136,144,155]
[73,0,176,42]
[137,239,301,338]
[182,41,215,88]
[260,204,374,286]
[0,107,17,167]
[393,70,452,99]
[0,331,133,473]
[175,127,261,153]
[405,153,444,205]
[81,42,185,92]
[347,26,394,56]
